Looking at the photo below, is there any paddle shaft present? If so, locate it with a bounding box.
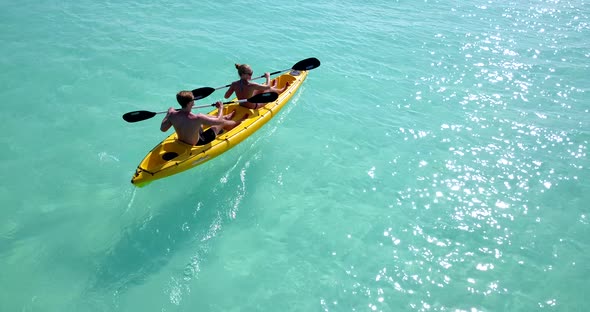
[121,59,321,123]
[213,69,289,90]
[122,91,279,123]
[212,57,320,90]
[153,98,249,116]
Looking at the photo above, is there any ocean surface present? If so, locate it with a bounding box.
[1,0,589,311]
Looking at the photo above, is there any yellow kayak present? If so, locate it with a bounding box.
[131,70,308,187]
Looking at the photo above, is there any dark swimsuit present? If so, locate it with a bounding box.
[196,128,217,146]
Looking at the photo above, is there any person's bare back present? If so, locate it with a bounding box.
[166,110,205,145]
[161,93,238,146]
[225,63,288,109]
[231,80,256,100]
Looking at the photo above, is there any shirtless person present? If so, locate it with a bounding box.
[224,63,289,109]
[160,91,238,146]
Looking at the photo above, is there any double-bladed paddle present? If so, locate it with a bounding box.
[122,58,319,123]
[211,57,321,90]
[122,92,278,123]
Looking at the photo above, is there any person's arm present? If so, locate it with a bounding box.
[197,113,232,126]
[250,82,284,95]
[250,82,272,92]
[264,72,271,87]
[196,102,231,126]
[216,101,224,118]
[224,83,235,99]
[160,108,175,132]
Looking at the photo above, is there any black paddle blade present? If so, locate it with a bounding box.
[292,57,321,71]
[122,110,157,123]
[191,87,215,100]
[249,92,279,103]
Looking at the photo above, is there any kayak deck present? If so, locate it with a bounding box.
[131,70,307,186]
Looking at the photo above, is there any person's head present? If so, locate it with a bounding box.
[235,63,253,79]
[176,91,194,109]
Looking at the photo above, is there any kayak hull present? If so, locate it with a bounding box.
[131,70,308,186]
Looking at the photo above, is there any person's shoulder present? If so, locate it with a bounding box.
[166,110,179,120]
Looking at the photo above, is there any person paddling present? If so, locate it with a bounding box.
[224,63,289,109]
[160,91,238,146]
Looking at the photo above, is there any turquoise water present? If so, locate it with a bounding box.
[1,0,589,310]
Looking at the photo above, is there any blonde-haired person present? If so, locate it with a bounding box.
[224,63,289,109]
[160,91,238,146]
